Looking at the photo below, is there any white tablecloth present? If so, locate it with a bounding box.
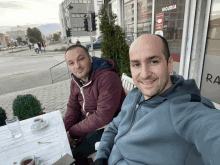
[0,110,72,165]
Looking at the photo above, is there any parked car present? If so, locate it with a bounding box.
[86,39,103,51]
[2,47,8,50]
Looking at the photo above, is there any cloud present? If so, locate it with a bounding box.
[0,1,24,9]
[0,0,61,27]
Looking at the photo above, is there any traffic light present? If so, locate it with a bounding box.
[91,12,97,31]
[68,5,73,10]
[68,28,72,37]
[66,29,69,37]
[84,18,89,32]
[66,28,72,37]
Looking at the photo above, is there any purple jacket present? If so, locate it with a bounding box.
[64,57,126,139]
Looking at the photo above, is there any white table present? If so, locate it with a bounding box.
[0,110,73,165]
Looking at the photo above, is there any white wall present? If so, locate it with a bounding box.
[71,36,91,43]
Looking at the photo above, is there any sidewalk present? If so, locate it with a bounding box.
[0,79,71,120]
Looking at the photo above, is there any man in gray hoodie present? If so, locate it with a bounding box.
[94,34,220,165]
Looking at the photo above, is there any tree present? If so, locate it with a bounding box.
[27,27,43,44]
[53,33,60,41]
[16,36,22,45]
[99,4,131,77]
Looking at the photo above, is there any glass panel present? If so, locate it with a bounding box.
[82,27,85,31]
[137,0,153,37]
[124,1,134,46]
[89,0,91,3]
[78,28,82,31]
[154,0,186,75]
[76,14,80,17]
[72,0,75,3]
[72,14,76,17]
[75,0,78,3]
[79,0,83,3]
[200,0,220,104]
[73,28,77,31]
[111,0,118,25]
[83,0,87,3]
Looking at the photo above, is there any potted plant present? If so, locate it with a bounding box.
[99,4,131,77]
[12,94,45,121]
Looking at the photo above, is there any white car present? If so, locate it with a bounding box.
[2,47,8,50]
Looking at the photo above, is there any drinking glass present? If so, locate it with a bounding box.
[5,116,22,138]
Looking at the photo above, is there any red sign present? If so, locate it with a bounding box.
[141,11,148,19]
[156,13,164,29]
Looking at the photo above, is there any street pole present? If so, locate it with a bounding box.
[87,0,94,56]
[62,2,69,46]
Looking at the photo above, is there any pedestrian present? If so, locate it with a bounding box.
[42,41,46,53]
[76,39,81,45]
[64,44,126,165]
[28,43,31,50]
[94,34,220,165]
[38,42,42,53]
[34,43,39,53]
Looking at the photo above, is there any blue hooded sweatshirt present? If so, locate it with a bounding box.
[94,75,220,165]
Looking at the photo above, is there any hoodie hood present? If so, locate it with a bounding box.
[161,75,200,98]
[89,56,116,81]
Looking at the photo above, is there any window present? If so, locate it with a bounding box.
[79,0,83,3]
[82,27,85,31]
[83,0,87,3]
[74,0,78,3]
[72,0,75,3]
[73,28,77,31]
[72,14,76,17]
[89,0,91,3]
[78,28,82,31]
[76,14,80,17]
[80,14,84,17]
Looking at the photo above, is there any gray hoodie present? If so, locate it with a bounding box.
[94,75,219,165]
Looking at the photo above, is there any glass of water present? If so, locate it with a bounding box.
[5,116,22,138]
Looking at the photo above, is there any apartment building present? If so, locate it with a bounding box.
[6,25,27,42]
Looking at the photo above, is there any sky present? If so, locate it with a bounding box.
[0,0,63,33]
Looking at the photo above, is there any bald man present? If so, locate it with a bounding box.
[93,34,220,165]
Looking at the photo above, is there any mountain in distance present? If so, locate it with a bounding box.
[0,23,61,35]
[37,23,61,35]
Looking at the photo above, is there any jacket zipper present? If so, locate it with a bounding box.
[73,77,92,117]
[116,93,142,141]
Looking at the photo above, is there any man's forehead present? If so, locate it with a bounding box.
[66,48,87,59]
[129,34,162,52]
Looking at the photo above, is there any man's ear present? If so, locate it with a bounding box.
[90,55,93,63]
[168,56,173,74]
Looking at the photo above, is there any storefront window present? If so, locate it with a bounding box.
[110,0,119,25]
[137,0,152,37]
[124,1,134,46]
[200,0,220,104]
[155,0,186,75]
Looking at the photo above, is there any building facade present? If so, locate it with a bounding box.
[60,0,102,43]
[6,26,27,42]
[104,0,220,107]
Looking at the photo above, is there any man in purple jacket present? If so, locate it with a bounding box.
[64,44,126,165]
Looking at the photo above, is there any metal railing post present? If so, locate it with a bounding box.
[66,61,70,79]
[49,68,53,84]
[49,60,71,84]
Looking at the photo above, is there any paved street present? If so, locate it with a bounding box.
[0,43,102,95]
